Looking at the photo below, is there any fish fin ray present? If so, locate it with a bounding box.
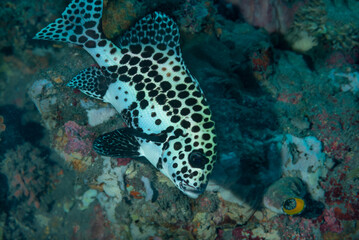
[67,67,113,100]
[117,12,180,50]
[93,128,141,158]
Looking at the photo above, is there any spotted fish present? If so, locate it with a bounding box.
[34,0,217,198]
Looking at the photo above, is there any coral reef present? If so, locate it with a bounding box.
[102,0,138,39]
[229,0,305,34]
[330,70,359,93]
[278,134,329,200]
[230,0,359,52]
[96,157,127,223]
[54,121,96,172]
[173,0,216,34]
[1,143,61,209]
[1,0,359,238]
[285,0,326,52]
[286,0,359,52]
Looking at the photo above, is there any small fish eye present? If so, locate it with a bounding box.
[188,151,207,169]
[282,198,305,215]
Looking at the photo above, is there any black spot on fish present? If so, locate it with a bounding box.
[120,54,131,64]
[85,40,96,48]
[192,126,200,133]
[85,29,98,39]
[166,90,175,98]
[172,66,181,72]
[203,121,214,129]
[170,115,180,123]
[70,35,77,42]
[117,66,128,74]
[130,44,142,54]
[79,36,88,43]
[193,105,202,112]
[168,100,181,108]
[176,84,186,91]
[193,91,202,97]
[168,49,175,56]
[107,65,117,72]
[160,82,171,92]
[180,108,190,116]
[156,94,166,105]
[178,91,189,99]
[128,67,138,75]
[145,83,156,91]
[202,133,210,140]
[135,82,145,91]
[191,113,203,123]
[98,40,106,47]
[119,75,131,82]
[141,46,155,58]
[140,67,150,73]
[157,43,166,51]
[185,98,197,106]
[140,100,149,109]
[203,109,211,115]
[110,48,117,54]
[154,75,163,82]
[153,53,163,60]
[136,91,145,101]
[74,26,83,34]
[121,48,129,54]
[181,120,190,129]
[148,70,158,77]
[84,21,96,28]
[132,74,144,83]
[157,57,168,64]
[147,89,157,97]
[129,57,140,65]
[139,59,152,67]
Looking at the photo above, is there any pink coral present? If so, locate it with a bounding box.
[325,50,358,67]
[232,226,264,240]
[63,121,95,155]
[310,110,350,160]
[11,170,40,209]
[277,92,303,104]
[320,208,343,233]
[89,205,114,240]
[116,158,131,166]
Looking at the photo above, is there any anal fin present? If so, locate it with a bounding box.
[67,67,114,100]
[93,128,141,158]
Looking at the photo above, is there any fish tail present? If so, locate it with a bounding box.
[34,0,120,66]
[34,0,105,48]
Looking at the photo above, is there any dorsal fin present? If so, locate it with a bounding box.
[116,12,180,50]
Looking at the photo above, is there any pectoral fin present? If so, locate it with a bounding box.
[93,128,141,158]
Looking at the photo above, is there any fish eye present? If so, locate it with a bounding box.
[282,198,305,215]
[188,151,208,169]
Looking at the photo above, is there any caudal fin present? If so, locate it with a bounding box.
[33,0,104,48]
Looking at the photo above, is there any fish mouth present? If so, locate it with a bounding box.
[180,182,207,199]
